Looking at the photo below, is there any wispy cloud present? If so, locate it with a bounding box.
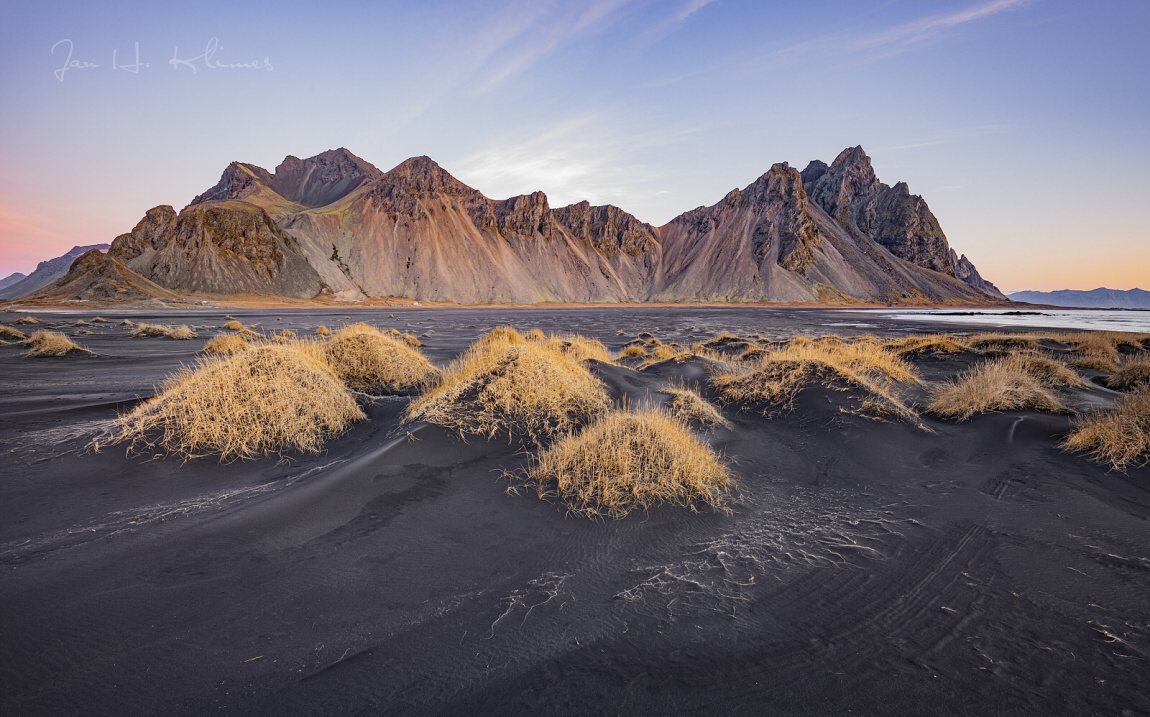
[872,124,1022,153]
[449,113,699,214]
[380,0,643,131]
[642,0,720,39]
[754,0,1033,69]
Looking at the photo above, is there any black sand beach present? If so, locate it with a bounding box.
[1,307,1148,715]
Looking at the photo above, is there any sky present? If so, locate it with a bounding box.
[1,0,1147,292]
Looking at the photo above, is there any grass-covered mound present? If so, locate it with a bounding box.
[928,354,1065,421]
[202,333,250,356]
[658,383,731,429]
[21,330,87,357]
[131,323,197,340]
[1105,357,1150,392]
[323,324,440,394]
[223,320,246,331]
[407,327,609,443]
[1063,388,1150,471]
[712,336,919,420]
[0,325,27,341]
[107,344,365,461]
[521,407,737,519]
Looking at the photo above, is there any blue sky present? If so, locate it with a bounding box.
[1,0,1147,291]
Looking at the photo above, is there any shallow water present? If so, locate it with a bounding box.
[858,308,1150,333]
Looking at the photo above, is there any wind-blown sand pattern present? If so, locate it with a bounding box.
[1,306,1148,715]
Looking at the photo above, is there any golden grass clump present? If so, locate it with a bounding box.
[202,333,250,356]
[525,328,546,341]
[315,325,332,337]
[91,317,108,323]
[520,407,737,519]
[121,319,134,326]
[712,336,919,421]
[223,320,245,331]
[1005,352,1086,388]
[21,330,87,357]
[131,323,197,339]
[1062,389,1150,471]
[1106,357,1150,392]
[928,355,1065,421]
[407,326,609,443]
[0,325,27,341]
[618,345,648,359]
[15,316,40,325]
[323,325,440,394]
[967,333,1042,353]
[544,333,612,364]
[658,383,731,429]
[739,346,768,361]
[106,344,365,461]
[884,334,966,357]
[74,319,91,326]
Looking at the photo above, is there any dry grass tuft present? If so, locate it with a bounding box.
[712,336,919,421]
[15,316,40,325]
[73,329,94,335]
[1006,352,1086,388]
[618,345,647,358]
[121,319,134,326]
[407,326,609,443]
[967,334,1042,353]
[105,344,364,461]
[658,382,731,429]
[91,317,108,323]
[21,330,87,357]
[223,320,245,331]
[928,355,1065,421]
[323,325,440,394]
[1062,389,1150,471]
[131,323,197,340]
[0,325,27,341]
[315,325,332,337]
[542,333,612,364]
[739,346,768,362]
[74,319,91,327]
[1106,357,1150,392]
[884,334,967,357]
[525,328,546,341]
[202,333,250,356]
[519,407,737,519]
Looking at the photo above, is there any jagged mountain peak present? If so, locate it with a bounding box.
[831,145,871,169]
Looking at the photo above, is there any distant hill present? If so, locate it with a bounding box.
[102,145,1004,304]
[1009,288,1150,309]
[0,244,111,300]
[21,249,180,304]
[0,272,27,292]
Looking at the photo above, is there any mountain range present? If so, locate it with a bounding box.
[7,147,1005,305]
[1008,288,1150,309]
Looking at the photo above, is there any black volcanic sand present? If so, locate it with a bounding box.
[1,307,1148,716]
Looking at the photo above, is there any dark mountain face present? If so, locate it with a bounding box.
[90,146,1002,304]
[802,146,956,276]
[0,244,111,300]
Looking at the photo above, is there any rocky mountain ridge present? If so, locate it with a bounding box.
[77,146,1006,304]
[1008,287,1150,309]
